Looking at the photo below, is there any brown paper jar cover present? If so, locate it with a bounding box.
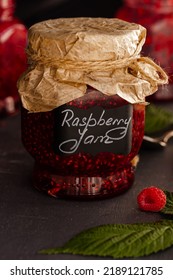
[17,17,168,112]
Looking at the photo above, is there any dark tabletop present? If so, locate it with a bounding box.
[0,109,173,260]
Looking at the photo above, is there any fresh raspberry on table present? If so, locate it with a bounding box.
[137,186,166,212]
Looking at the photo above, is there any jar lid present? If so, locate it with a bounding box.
[27,17,146,64]
[18,18,168,112]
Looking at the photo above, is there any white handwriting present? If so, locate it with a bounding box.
[58,108,131,154]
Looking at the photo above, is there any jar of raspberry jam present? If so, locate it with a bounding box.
[0,0,27,116]
[18,18,168,199]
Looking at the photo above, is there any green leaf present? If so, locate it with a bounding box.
[161,191,173,215]
[39,220,173,258]
[145,104,173,134]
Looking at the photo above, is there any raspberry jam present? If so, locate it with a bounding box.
[18,17,166,199]
[21,89,145,199]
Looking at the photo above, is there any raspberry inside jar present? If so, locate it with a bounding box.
[21,88,145,199]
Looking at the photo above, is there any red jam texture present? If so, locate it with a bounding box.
[21,90,145,199]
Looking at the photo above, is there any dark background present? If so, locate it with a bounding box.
[15,0,123,27]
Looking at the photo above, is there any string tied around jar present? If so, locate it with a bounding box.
[18,17,168,113]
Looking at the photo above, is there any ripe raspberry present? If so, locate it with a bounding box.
[137,186,166,212]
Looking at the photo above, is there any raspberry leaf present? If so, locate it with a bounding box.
[39,220,173,258]
[161,191,173,215]
[145,104,173,134]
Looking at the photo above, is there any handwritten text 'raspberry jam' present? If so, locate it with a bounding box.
[54,104,132,155]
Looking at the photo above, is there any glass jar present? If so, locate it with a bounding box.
[18,18,167,199]
[0,0,27,116]
[116,0,173,101]
[21,88,145,199]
